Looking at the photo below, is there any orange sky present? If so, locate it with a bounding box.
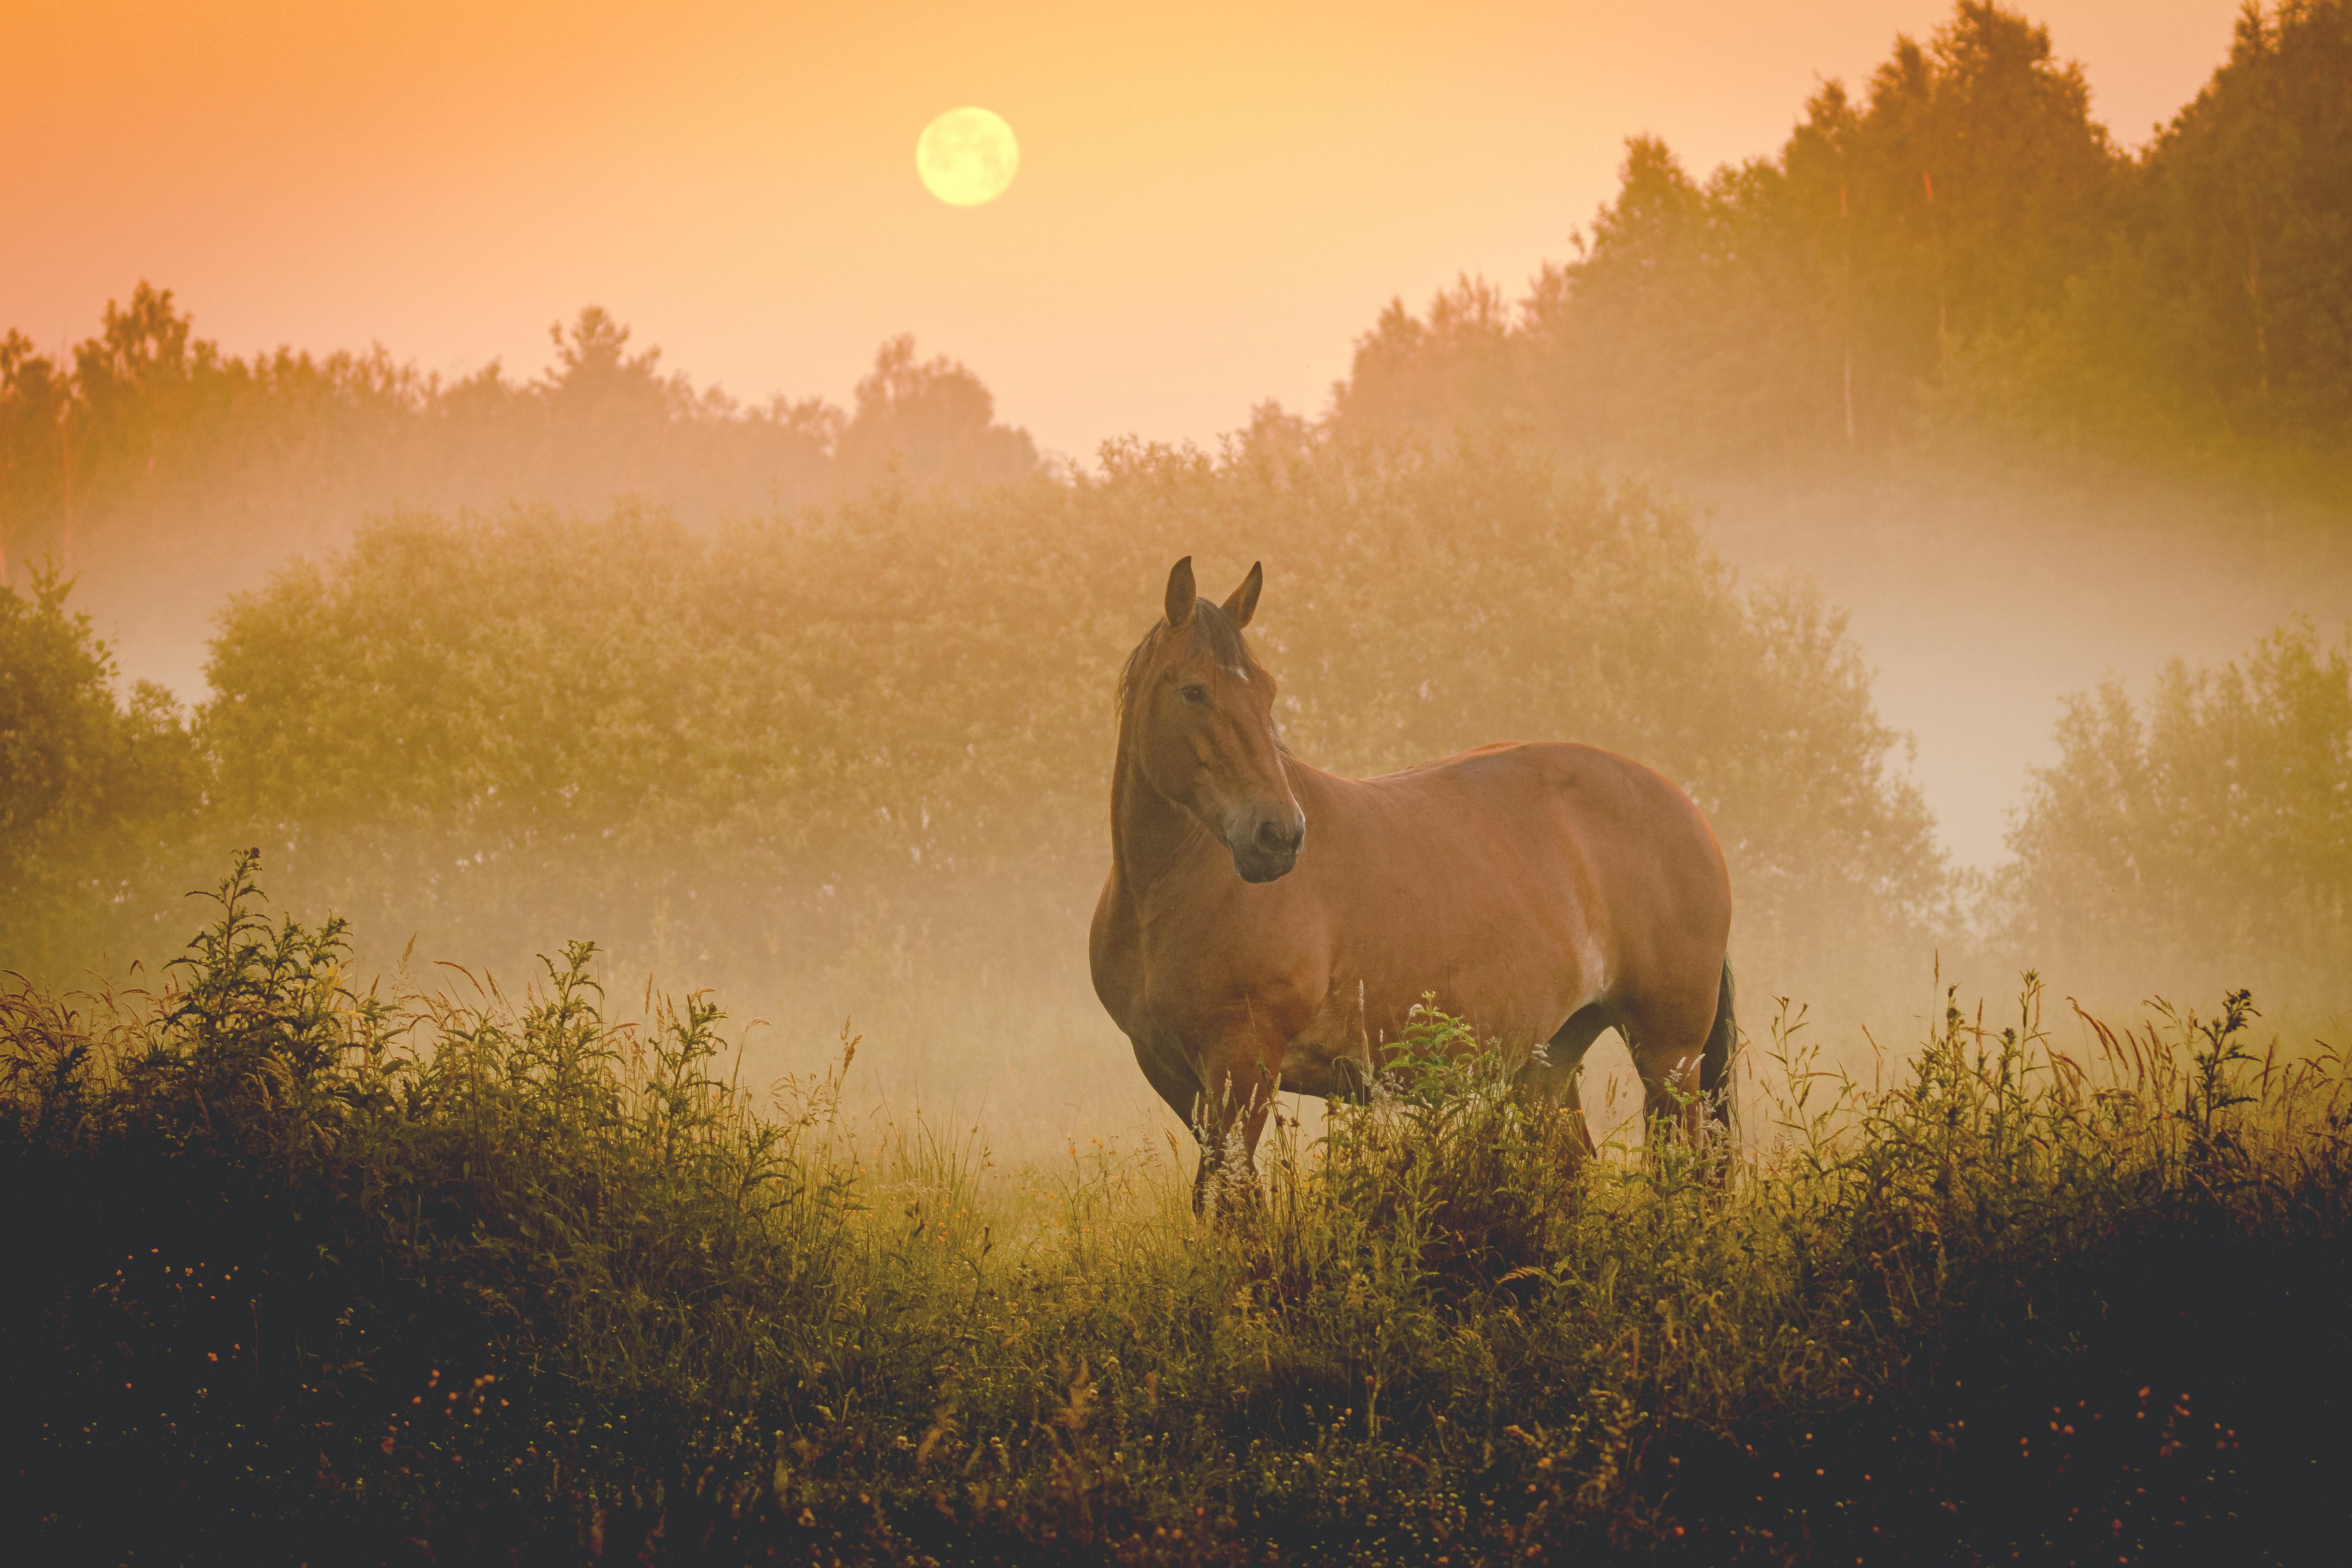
[4,0,2246,460]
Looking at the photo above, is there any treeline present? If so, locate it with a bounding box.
[1326,1,2352,484]
[10,431,2350,1015]
[1,435,1941,1000]
[8,3,2345,614]
[0,287,1036,585]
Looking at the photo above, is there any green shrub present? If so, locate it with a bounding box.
[1245,1002,1596,1304]
[1995,620,2352,1003]
[0,566,201,975]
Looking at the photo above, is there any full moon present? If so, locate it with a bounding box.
[916,107,1018,207]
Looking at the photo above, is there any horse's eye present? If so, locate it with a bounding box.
[1179,684,1210,705]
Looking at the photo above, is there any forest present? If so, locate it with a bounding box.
[1326,0,2352,485]
[4,3,2351,1563]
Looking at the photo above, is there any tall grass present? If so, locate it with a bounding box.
[4,857,2347,1563]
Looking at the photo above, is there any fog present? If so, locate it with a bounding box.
[1695,476,2352,871]
[60,453,2345,890]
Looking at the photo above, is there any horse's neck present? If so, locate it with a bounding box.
[1109,739,1207,899]
[1110,738,1336,904]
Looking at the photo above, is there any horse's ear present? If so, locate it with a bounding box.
[1221,561,1263,629]
[1163,556,1196,628]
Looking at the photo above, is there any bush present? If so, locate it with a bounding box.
[1,853,863,1558]
[1995,620,2352,1004]
[4,862,2347,1563]
[0,566,201,976]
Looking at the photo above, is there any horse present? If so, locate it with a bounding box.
[1088,556,1736,1210]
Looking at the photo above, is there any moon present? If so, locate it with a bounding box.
[916,107,1019,207]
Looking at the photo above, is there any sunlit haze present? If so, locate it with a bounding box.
[7,7,2352,1550]
[4,0,2243,460]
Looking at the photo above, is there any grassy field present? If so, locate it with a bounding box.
[4,855,2347,1566]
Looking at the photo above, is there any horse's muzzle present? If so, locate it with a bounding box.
[1231,811,1304,883]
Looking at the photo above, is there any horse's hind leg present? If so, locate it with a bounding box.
[1626,963,1735,1150]
[1519,1003,1612,1152]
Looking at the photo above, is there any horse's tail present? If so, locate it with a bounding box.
[1700,960,1737,1122]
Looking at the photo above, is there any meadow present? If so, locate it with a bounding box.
[3,853,2346,1565]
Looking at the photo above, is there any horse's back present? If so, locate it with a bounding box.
[1348,739,1729,968]
[1365,741,1712,853]
[1508,742,1730,1008]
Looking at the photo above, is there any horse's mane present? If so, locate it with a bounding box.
[1114,599,1263,729]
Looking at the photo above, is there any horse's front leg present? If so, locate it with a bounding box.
[1190,1025,1280,1218]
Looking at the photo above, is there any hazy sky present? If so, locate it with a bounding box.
[6,0,2245,461]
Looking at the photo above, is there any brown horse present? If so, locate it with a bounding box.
[1089,557,1736,1207]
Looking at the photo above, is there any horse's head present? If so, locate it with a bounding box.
[1119,557,1305,883]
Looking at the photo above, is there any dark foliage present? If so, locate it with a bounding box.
[4,866,2347,1564]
